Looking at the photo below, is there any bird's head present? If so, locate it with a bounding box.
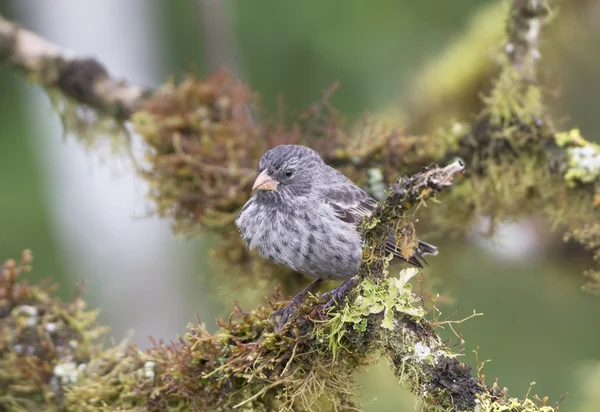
[252,145,323,197]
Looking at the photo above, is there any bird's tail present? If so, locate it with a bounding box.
[416,240,438,258]
[410,239,438,267]
[385,233,439,268]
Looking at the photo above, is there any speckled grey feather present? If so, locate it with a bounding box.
[235,145,438,281]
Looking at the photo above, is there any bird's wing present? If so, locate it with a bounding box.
[324,182,435,268]
[324,183,377,225]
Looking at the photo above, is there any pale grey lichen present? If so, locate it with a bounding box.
[555,129,600,187]
[53,361,82,386]
[566,145,600,185]
[414,342,432,362]
[144,361,156,380]
[14,304,39,327]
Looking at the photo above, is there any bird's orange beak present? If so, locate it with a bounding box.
[252,169,279,191]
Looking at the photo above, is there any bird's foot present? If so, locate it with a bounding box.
[270,296,303,331]
[321,277,357,314]
[270,279,323,331]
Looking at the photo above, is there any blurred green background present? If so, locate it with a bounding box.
[1,0,599,410]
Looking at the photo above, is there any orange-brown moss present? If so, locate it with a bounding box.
[131,71,266,235]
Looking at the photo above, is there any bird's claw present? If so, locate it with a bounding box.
[270,301,300,331]
[270,279,323,331]
[321,277,357,314]
[270,277,358,330]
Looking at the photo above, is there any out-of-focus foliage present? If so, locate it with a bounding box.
[0,251,108,411]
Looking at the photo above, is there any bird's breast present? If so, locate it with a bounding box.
[236,197,363,280]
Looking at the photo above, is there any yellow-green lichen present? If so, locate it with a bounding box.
[316,267,425,362]
[344,268,425,330]
[474,389,556,412]
[554,128,587,147]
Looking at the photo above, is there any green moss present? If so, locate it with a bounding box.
[1,239,559,411]
[482,64,544,128]
[131,71,267,236]
[47,90,130,153]
[141,297,364,411]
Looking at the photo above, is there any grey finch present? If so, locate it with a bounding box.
[235,144,438,328]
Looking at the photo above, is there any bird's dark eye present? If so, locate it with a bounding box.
[285,169,294,177]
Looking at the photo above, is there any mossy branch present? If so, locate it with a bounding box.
[1,163,559,411]
[0,14,152,119]
[506,0,549,82]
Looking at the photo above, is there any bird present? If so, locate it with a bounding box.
[235,144,438,328]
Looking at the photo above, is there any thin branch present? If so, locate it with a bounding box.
[506,0,550,82]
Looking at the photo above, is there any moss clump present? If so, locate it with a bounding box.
[582,269,600,295]
[0,250,108,411]
[482,64,544,129]
[150,298,363,411]
[62,340,157,412]
[132,70,267,235]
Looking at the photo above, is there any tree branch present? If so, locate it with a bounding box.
[506,0,549,82]
[0,14,152,119]
[0,163,557,411]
